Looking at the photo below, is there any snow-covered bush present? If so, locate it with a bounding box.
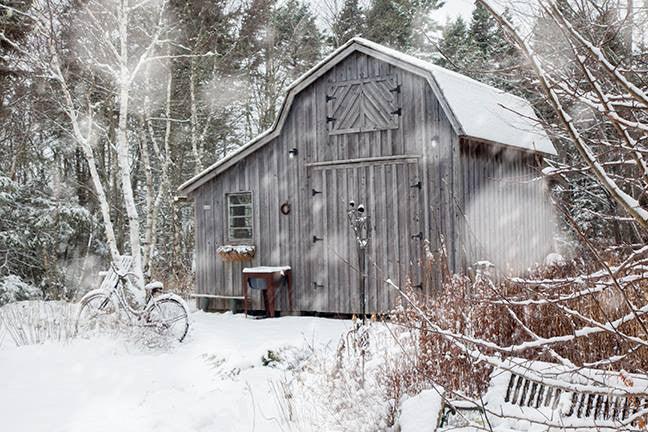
[279,321,385,431]
[278,319,427,431]
[0,300,77,347]
[0,275,42,306]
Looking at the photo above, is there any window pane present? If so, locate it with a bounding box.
[230,216,252,228]
[229,206,252,217]
[228,193,251,205]
[230,228,252,239]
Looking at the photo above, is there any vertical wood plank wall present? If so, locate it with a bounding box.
[459,139,552,273]
[192,51,549,313]
[308,158,421,313]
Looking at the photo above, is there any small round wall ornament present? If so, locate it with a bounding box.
[280,201,291,215]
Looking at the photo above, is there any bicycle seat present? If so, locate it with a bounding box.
[145,281,164,292]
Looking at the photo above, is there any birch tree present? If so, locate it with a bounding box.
[0,0,186,293]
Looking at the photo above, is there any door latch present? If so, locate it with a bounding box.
[410,181,422,190]
[313,235,324,243]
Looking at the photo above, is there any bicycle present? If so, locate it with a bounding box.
[75,263,189,342]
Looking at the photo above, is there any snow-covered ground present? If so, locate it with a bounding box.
[0,311,351,432]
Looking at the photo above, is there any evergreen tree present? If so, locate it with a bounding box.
[435,17,469,69]
[0,0,34,117]
[433,3,524,93]
[0,172,96,299]
[531,0,642,247]
[364,0,442,51]
[238,0,322,134]
[330,0,366,47]
[469,2,497,55]
[271,0,323,79]
[570,176,613,245]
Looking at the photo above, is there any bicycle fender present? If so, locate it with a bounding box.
[147,293,189,311]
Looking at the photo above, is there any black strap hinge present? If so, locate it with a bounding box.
[312,188,322,196]
[326,116,336,123]
[313,235,323,243]
[410,181,421,189]
[326,94,336,102]
[411,232,423,240]
[391,107,401,116]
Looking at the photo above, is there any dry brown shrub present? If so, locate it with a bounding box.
[150,261,194,297]
[385,246,648,400]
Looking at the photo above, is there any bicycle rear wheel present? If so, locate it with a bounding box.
[145,296,189,342]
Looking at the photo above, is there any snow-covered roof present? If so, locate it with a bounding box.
[355,38,556,156]
[178,38,555,196]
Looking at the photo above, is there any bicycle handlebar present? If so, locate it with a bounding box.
[110,262,142,280]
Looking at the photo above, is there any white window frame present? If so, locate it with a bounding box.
[225,192,254,242]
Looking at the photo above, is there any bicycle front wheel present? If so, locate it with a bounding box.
[145,296,189,342]
[76,290,120,336]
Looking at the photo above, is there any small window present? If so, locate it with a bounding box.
[227,192,253,241]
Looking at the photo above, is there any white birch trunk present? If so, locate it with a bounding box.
[115,0,145,291]
[189,59,203,175]
[141,127,155,272]
[143,70,174,272]
[50,49,121,264]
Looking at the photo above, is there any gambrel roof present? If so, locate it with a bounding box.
[179,37,556,196]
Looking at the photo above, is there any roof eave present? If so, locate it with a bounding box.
[460,134,557,157]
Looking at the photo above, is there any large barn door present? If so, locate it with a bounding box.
[308,158,422,314]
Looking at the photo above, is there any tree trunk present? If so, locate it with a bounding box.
[115,0,145,290]
[190,59,203,175]
[141,127,155,273]
[50,51,121,263]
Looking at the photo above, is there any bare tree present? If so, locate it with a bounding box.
[382,1,648,429]
[0,0,203,293]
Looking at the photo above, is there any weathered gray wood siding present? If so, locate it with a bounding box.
[191,50,550,313]
[458,139,552,273]
[193,51,462,313]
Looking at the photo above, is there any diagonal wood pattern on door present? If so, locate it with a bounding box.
[308,158,421,314]
[327,75,401,135]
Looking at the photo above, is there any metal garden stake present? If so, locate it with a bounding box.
[347,200,370,323]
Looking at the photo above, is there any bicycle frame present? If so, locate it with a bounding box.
[102,266,154,323]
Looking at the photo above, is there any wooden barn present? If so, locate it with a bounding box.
[178,38,557,315]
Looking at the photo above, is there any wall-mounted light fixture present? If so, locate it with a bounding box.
[288,148,298,159]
